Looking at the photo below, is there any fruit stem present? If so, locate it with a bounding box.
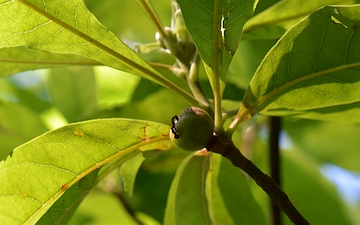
[212,0,224,134]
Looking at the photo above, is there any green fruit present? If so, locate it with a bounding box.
[170,107,214,151]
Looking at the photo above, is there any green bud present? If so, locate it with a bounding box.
[173,9,193,46]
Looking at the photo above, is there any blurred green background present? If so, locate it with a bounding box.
[0,0,359,224]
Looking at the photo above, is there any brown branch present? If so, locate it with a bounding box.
[208,135,310,225]
[269,116,282,225]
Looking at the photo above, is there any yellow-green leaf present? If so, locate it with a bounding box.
[0,47,98,77]
[0,118,172,225]
[0,0,195,104]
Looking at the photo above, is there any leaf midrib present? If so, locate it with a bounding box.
[15,0,198,105]
[0,57,99,65]
[250,61,360,114]
[16,0,148,73]
[243,0,351,34]
[25,134,169,224]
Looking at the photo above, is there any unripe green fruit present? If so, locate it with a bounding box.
[170,107,214,151]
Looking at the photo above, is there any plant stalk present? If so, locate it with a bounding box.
[269,116,282,225]
[187,52,210,108]
[209,135,310,225]
[136,0,190,67]
[226,102,253,137]
[212,0,224,133]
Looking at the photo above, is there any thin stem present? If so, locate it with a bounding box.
[269,116,282,225]
[187,52,210,108]
[210,136,310,225]
[0,58,99,66]
[136,0,173,49]
[147,62,177,70]
[212,0,224,133]
[226,102,253,137]
[137,0,190,67]
[222,109,239,121]
[148,62,187,78]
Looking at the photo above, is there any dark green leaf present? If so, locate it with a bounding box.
[37,185,87,225]
[174,153,212,225]
[177,0,256,93]
[242,5,360,117]
[120,153,145,196]
[78,168,99,190]
[243,0,360,40]
[164,152,213,225]
[210,154,266,225]
[227,39,276,90]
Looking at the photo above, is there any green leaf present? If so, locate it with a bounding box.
[227,39,276,90]
[164,152,212,225]
[175,153,212,225]
[0,118,172,225]
[177,0,257,93]
[165,152,266,225]
[36,184,88,225]
[131,150,182,223]
[38,150,141,225]
[48,67,98,122]
[243,0,360,40]
[0,102,48,160]
[261,101,360,124]
[210,154,266,225]
[0,0,196,104]
[242,5,360,117]
[78,167,99,190]
[0,0,146,78]
[120,153,145,196]
[0,47,98,77]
